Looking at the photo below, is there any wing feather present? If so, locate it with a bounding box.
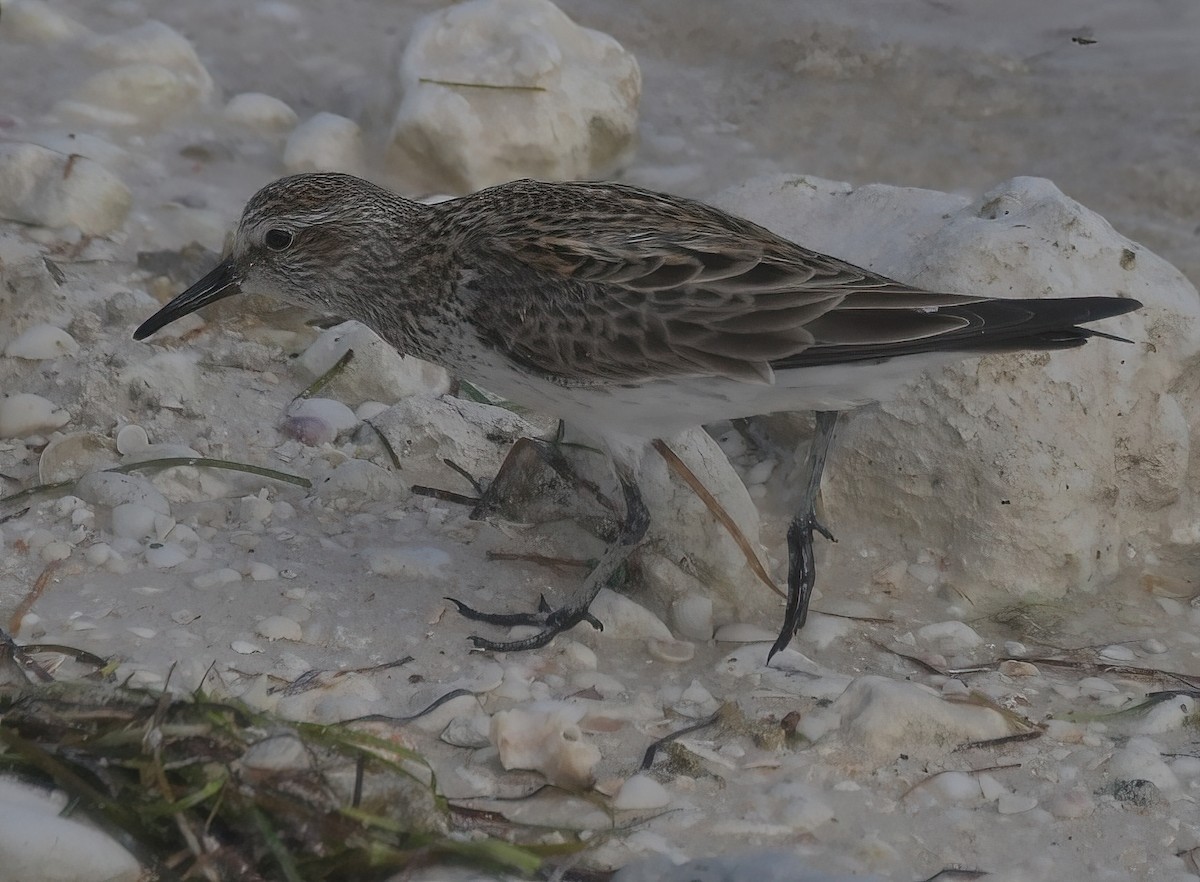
[449,180,1052,386]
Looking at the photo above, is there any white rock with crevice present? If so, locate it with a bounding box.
[387,0,641,192]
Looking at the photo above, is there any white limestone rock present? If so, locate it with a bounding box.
[0,142,131,235]
[282,112,364,175]
[490,702,601,789]
[387,0,641,193]
[715,173,1197,612]
[296,320,451,406]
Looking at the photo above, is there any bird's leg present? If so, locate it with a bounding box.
[768,410,839,663]
[469,433,622,535]
[449,468,650,653]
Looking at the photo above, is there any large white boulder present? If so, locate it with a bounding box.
[387,0,641,193]
[714,174,1197,616]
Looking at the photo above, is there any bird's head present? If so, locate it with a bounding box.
[134,173,420,340]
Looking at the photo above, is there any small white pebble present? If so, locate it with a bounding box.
[744,458,776,485]
[145,542,188,568]
[40,540,72,562]
[1098,644,1137,661]
[929,771,981,804]
[560,641,597,670]
[84,542,112,566]
[977,774,1007,802]
[1140,637,1168,654]
[192,567,242,589]
[367,546,450,580]
[916,620,983,650]
[647,637,695,663]
[355,400,390,421]
[670,594,713,642]
[256,615,302,641]
[52,496,84,517]
[247,562,279,581]
[281,397,357,445]
[127,627,156,639]
[239,494,273,524]
[115,424,149,454]
[1078,677,1119,697]
[283,112,364,174]
[223,92,299,130]
[1046,788,1095,819]
[998,660,1040,677]
[231,640,263,654]
[0,392,70,438]
[612,774,671,811]
[4,324,79,360]
[110,502,159,540]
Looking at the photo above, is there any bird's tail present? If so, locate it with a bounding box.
[776,296,1142,368]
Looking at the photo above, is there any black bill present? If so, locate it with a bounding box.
[133,258,241,340]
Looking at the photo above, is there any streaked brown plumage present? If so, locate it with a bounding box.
[135,172,1141,660]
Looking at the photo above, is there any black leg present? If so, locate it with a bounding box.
[768,410,839,663]
[449,466,650,652]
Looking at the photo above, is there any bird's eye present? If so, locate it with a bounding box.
[264,228,293,251]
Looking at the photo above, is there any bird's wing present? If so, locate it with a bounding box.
[458,184,986,386]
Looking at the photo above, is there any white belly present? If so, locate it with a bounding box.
[460,349,964,440]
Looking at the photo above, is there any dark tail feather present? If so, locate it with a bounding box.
[775,296,1142,368]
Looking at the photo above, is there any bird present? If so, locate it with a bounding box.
[133,172,1141,661]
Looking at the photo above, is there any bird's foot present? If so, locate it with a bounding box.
[446,594,604,652]
[767,510,837,663]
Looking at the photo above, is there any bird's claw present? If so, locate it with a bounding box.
[449,595,603,652]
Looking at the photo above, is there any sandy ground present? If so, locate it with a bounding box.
[3,2,1200,880]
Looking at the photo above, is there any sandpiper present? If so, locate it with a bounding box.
[134,173,1141,660]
